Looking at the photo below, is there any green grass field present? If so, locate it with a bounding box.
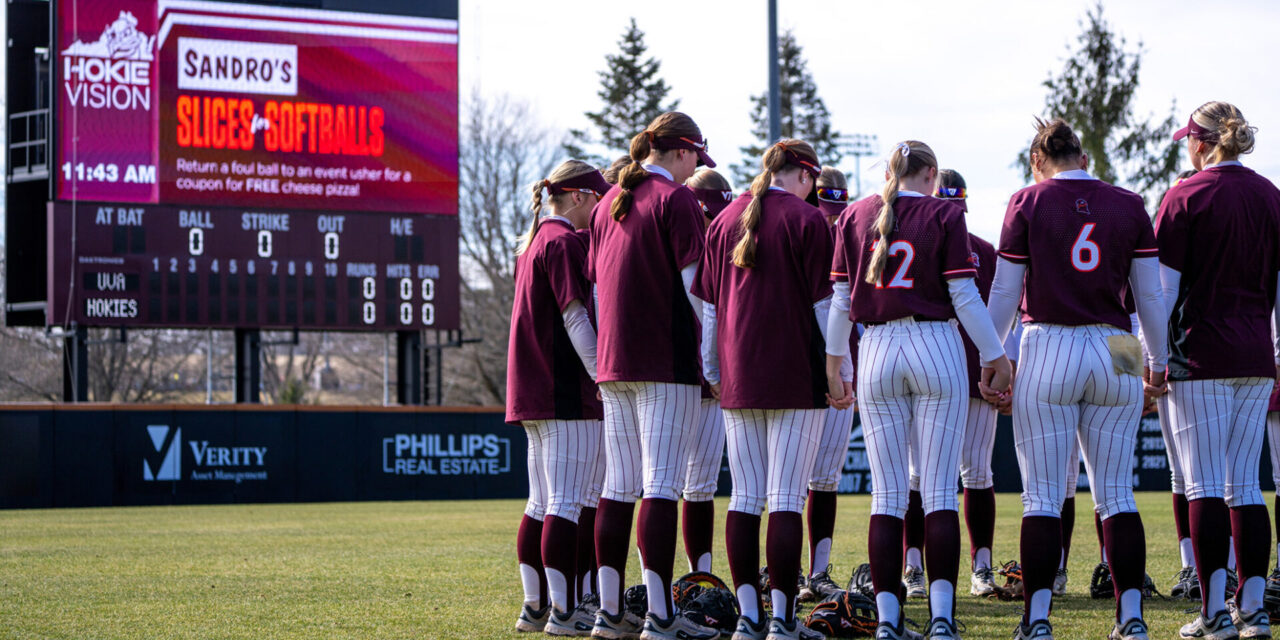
[0,493,1225,639]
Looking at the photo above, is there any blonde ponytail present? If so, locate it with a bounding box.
[516,179,550,256]
[1191,101,1258,165]
[865,141,936,285]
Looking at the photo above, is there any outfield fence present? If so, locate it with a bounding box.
[0,406,1265,508]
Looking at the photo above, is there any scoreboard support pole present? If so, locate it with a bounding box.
[235,329,261,403]
[61,326,88,402]
[396,331,424,405]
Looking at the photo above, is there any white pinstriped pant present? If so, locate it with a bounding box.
[724,408,824,514]
[1013,324,1141,520]
[1268,411,1280,495]
[810,406,856,492]
[599,381,700,502]
[524,419,602,522]
[679,398,725,502]
[587,420,606,508]
[1168,377,1271,506]
[858,319,967,517]
[910,398,1002,492]
[1156,395,1186,494]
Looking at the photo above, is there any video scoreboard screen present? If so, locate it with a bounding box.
[48,0,459,330]
[49,202,459,329]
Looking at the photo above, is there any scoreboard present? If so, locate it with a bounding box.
[42,0,461,331]
[48,202,458,329]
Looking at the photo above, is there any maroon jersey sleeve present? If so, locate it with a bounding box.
[806,214,836,302]
[940,208,977,280]
[543,233,593,312]
[665,187,707,269]
[830,211,851,282]
[691,223,719,305]
[998,192,1031,264]
[1155,188,1190,271]
[586,202,603,283]
[1133,210,1159,259]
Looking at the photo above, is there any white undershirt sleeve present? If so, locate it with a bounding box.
[825,281,854,358]
[561,300,598,381]
[1273,276,1280,365]
[987,258,1026,345]
[949,278,1006,364]
[814,294,853,382]
[1159,264,1181,320]
[681,262,705,327]
[1130,257,1168,371]
[1004,321,1023,362]
[702,301,720,385]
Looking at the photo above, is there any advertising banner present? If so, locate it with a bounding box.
[57,0,459,214]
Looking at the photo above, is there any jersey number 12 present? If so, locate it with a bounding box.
[875,241,915,289]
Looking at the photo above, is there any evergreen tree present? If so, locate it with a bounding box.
[563,18,678,164]
[1017,2,1180,205]
[733,30,843,187]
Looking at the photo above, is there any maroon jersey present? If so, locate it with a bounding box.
[831,194,976,323]
[959,233,997,398]
[998,178,1156,331]
[1156,164,1280,380]
[693,190,833,409]
[506,219,602,424]
[589,173,706,384]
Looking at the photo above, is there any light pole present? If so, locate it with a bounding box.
[844,133,879,198]
[767,0,780,143]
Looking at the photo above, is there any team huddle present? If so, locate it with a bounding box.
[505,101,1280,640]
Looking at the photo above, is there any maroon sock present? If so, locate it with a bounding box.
[518,514,548,609]
[1059,497,1076,567]
[576,506,598,604]
[682,500,715,572]
[870,514,906,600]
[904,490,925,560]
[595,498,636,613]
[807,490,838,573]
[1020,516,1061,621]
[542,515,578,612]
[1174,493,1191,542]
[924,510,960,608]
[637,497,679,616]
[963,487,996,565]
[1189,498,1230,616]
[1274,496,1280,547]
[1094,510,1105,562]
[1102,512,1146,621]
[767,511,804,622]
[1231,505,1271,602]
[726,510,763,621]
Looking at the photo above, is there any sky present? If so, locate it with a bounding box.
[459,0,1280,243]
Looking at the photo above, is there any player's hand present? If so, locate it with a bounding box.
[596,388,603,402]
[1143,367,1168,400]
[825,355,852,409]
[980,355,1013,409]
[710,383,721,400]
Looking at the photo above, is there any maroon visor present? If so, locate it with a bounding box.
[652,134,716,168]
[547,171,611,198]
[1173,115,1218,143]
[689,187,735,218]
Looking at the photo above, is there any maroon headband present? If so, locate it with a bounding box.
[689,187,735,217]
[1173,115,1219,144]
[777,144,821,178]
[547,170,611,197]
[650,133,717,168]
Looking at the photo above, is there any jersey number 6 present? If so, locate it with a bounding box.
[875,240,915,289]
[1071,223,1100,272]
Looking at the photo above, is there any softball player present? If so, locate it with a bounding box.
[695,139,832,640]
[588,111,720,640]
[802,165,857,602]
[679,168,735,574]
[986,118,1168,640]
[826,140,1012,640]
[1157,101,1280,640]
[1267,384,1280,580]
[507,161,611,635]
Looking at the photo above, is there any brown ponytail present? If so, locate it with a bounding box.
[1030,117,1083,163]
[865,140,937,285]
[1191,101,1257,164]
[609,111,706,221]
[516,160,597,256]
[731,139,819,269]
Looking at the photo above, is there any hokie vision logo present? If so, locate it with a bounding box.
[142,425,269,483]
[62,10,155,111]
